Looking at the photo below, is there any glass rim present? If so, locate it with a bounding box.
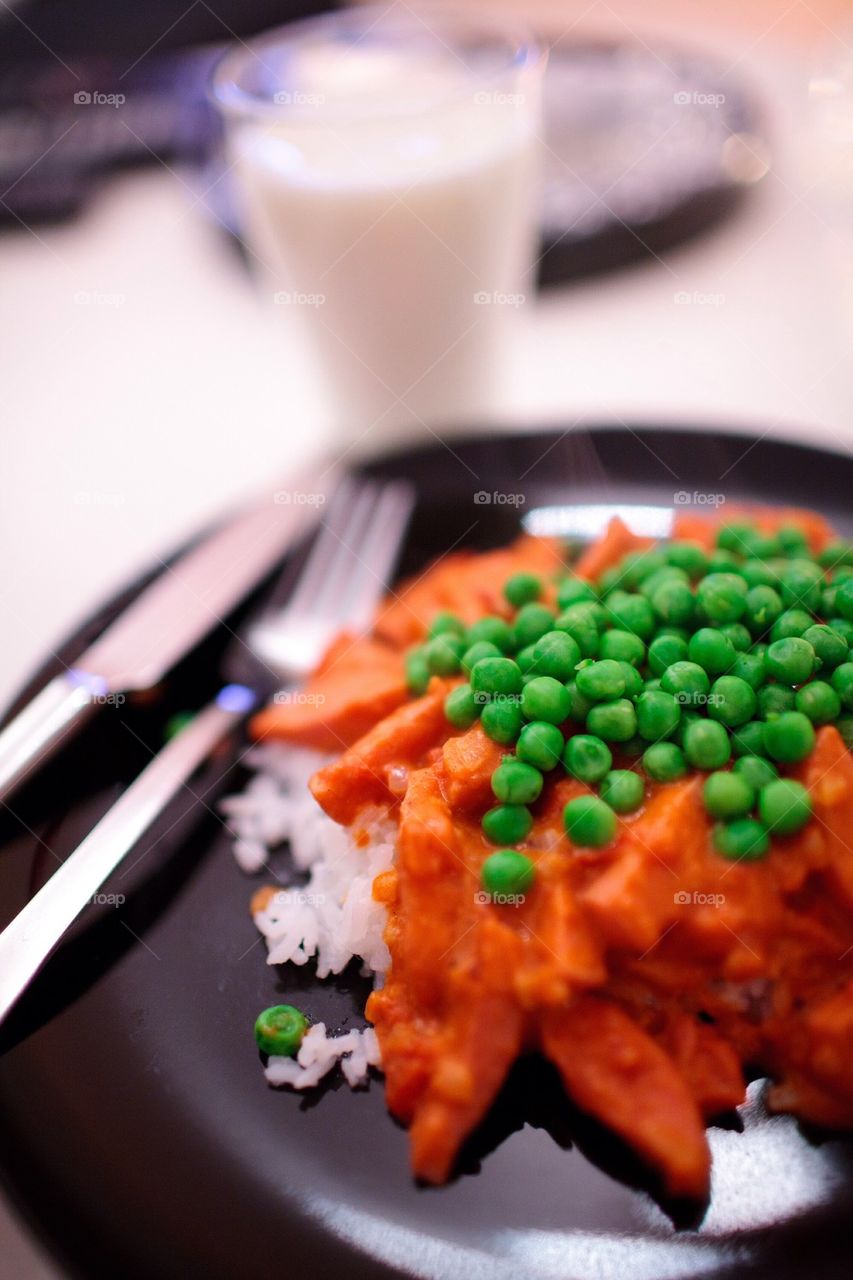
[209,4,545,126]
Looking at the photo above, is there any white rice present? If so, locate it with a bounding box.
[265,1023,382,1090]
[221,741,393,1089]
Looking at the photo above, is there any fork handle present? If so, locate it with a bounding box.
[0,673,101,807]
[0,684,256,1027]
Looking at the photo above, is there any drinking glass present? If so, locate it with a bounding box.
[212,6,545,447]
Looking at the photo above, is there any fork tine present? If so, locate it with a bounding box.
[308,481,380,620]
[251,475,414,677]
[339,482,414,631]
[283,478,360,618]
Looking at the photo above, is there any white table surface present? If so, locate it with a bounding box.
[1,39,852,1280]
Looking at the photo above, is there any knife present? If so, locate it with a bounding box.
[0,461,334,805]
[0,685,257,1026]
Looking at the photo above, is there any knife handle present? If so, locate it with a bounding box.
[0,684,256,1026]
[0,672,101,807]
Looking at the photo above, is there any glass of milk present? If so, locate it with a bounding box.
[212,6,545,448]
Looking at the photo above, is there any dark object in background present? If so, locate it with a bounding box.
[0,51,223,223]
[538,41,768,281]
[0,0,327,222]
[0,0,767,281]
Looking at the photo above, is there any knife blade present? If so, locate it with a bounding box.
[0,460,335,804]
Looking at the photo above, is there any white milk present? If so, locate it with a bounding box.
[226,40,541,439]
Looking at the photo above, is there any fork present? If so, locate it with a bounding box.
[249,475,414,680]
[0,475,414,1027]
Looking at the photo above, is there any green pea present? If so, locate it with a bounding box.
[516,721,564,771]
[516,643,540,675]
[763,711,815,764]
[491,758,543,805]
[688,627,736,675]
[765,637,815,686]
[720,622,752,653]
[803,624,848,671]
[600,769,645,814]
[660,660,711,707]
[795,680,841,724]
[444,684,480,728]
[521,676,571,724]
[636,689,681,742]
[779,559,824,613]
[554,603,600,657]
[586,699,638,743]
[598,566,627,595]
[639,566,689,601]
[740,558,778,589]
[556,576,597,609]
[564,795,617,848]
[831,662,853,710]
[696,572,748,624]
[758,778,812,835]
[733,754,778,791]
[576,659,626,703]
[532,630,581,680]
[480,698,523,744]
[777,524,810,556]
[599,629,645,666]
[466,615,514,653]
[642,741,687,781]
[708,550,742,573]
[707,675,757,728]
[828,617,853,647]
[621,548,669,587]
[254,1005,308,1057]
[650,579,694,626]
[713,818,770,861]
[471,656,523,698]
[757,684,796,719]
[742,531,780,560]
[462,640,504,675]
[717,522,755,553]
[744,585,783,635]
[683,718,731,770]
[563,733,612,783]
[818,538,853,568]
[504,572,542,608]
[405,648,431,695]
[647,633,689,676]
[703,770,755,819]
[564,680,593,722]
[729,650,766,690]
[603,592,656,639]
[730,719,766,757]
[481,849,535,897]
[666,540,709,577]
[424,633,465,676]
[770,609,813,641]
[482,803,533,845]
[513,602,557,649]
[428,610,465,638]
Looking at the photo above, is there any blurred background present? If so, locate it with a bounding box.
[2,0,853,1273]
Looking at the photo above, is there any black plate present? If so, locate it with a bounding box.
[2,426,853,1280]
